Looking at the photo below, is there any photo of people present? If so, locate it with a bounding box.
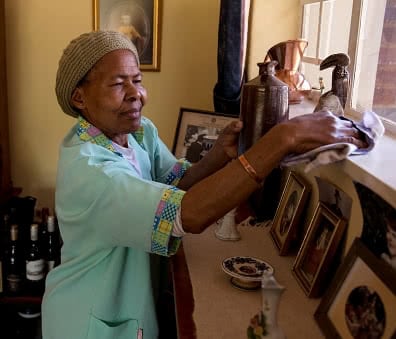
[117,13,145,53]
[301,217,334,282]
[173,109,238,161]
[279,190,298,236]
[381,209,396,270]
[100,0,153,64]
[182,125,209,163]
[345,286,386,339]
[315,177,352,219]
[270,171,311,255]
[354,182,396,271]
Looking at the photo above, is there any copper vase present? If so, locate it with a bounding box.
[264,39,311,104]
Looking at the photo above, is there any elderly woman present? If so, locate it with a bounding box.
[42,30,365,339]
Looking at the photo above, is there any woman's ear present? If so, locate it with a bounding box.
[71,87,86,110]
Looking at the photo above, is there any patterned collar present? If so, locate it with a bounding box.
[76,116,145,157]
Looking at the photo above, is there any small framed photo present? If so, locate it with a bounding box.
[269,171,311,255]
[314,238,396,339]
[93,0,161,71]
[172,107,238,163]
[292,202,347,298]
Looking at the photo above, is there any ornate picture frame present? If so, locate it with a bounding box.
[269,171,311,255]
[93,0,161,71]
[172,107,238,163]
[292,202,347,298]
[314,238,396,339]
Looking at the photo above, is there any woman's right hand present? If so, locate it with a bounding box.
[280,110,367,155]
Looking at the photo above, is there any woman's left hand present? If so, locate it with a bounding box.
[215,120,243,159]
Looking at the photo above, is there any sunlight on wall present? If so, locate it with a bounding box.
[5,0,300,209]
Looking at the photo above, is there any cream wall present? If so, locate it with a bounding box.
[247,0,300,80]
[4,0,300,210]
[4,0,220,209]
[4,0,367,251]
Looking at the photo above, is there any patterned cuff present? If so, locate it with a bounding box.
[151,186,185,256]
[165,159,191,186]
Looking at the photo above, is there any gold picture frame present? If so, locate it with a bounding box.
[292,202,347,298]
[269,171,311,255]
[93,0,161,71]
[314,238,396,339]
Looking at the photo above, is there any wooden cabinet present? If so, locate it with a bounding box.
[0,0,12,204]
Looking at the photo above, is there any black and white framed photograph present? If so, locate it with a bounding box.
[93,0,161,71]
[315,177,353,219]
[354,182,396,272]
[172,107,238,163]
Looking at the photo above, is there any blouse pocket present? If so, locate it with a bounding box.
[86,314,140,339]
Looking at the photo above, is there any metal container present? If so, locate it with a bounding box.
[264,39,311,104]
[238,61,289,221]
[238,61,289,155]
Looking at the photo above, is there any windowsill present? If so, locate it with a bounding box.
[290,97,396,208]
[337,133,396,207]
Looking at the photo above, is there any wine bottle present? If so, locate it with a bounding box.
[5,224,24,295]
[40,207,50,252]
[46,215,61,272]
[25,223,45,296]
[0,214,9,296]
[0,245,3,296]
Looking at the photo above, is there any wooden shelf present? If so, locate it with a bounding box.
[173,224,325,338]
[170,242,196,339]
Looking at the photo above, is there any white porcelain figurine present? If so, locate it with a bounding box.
[247,272,286,339]
[214,208,241,241]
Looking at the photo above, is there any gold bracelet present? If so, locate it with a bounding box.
[238,155,262,184]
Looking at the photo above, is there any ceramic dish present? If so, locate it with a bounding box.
[221,256,274,290]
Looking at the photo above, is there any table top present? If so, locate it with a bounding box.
[177,222,325,339]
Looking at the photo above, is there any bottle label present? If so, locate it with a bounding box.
[7,274,22,292]
[26,259,45,280]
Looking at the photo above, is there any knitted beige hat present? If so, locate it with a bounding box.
[55,30,140,118]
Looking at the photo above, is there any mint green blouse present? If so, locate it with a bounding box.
[42,116,190,339]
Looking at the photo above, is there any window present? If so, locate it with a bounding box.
[300,0,396,131]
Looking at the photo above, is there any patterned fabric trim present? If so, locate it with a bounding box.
[132,126,144,147]
[76,116,145,155]
[76,116,184,256]
[165,159,192,186]
[152,187,185,256]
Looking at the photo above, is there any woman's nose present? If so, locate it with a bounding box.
[125,82,141,101]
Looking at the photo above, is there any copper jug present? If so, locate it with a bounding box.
[238,60,289,154]
[264,39,311,104]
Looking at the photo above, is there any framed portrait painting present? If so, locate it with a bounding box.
[314,238,396,339]
[269,170,311,255]
[172,107,238,163]
[292,202,347,298]
[93,0,161,71]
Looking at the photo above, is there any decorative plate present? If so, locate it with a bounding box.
[221,256,274,283]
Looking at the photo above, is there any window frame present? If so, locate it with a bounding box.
[299,0,396,135]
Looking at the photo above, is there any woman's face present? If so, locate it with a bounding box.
[72,49,147,144]
[385,222,396,257]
